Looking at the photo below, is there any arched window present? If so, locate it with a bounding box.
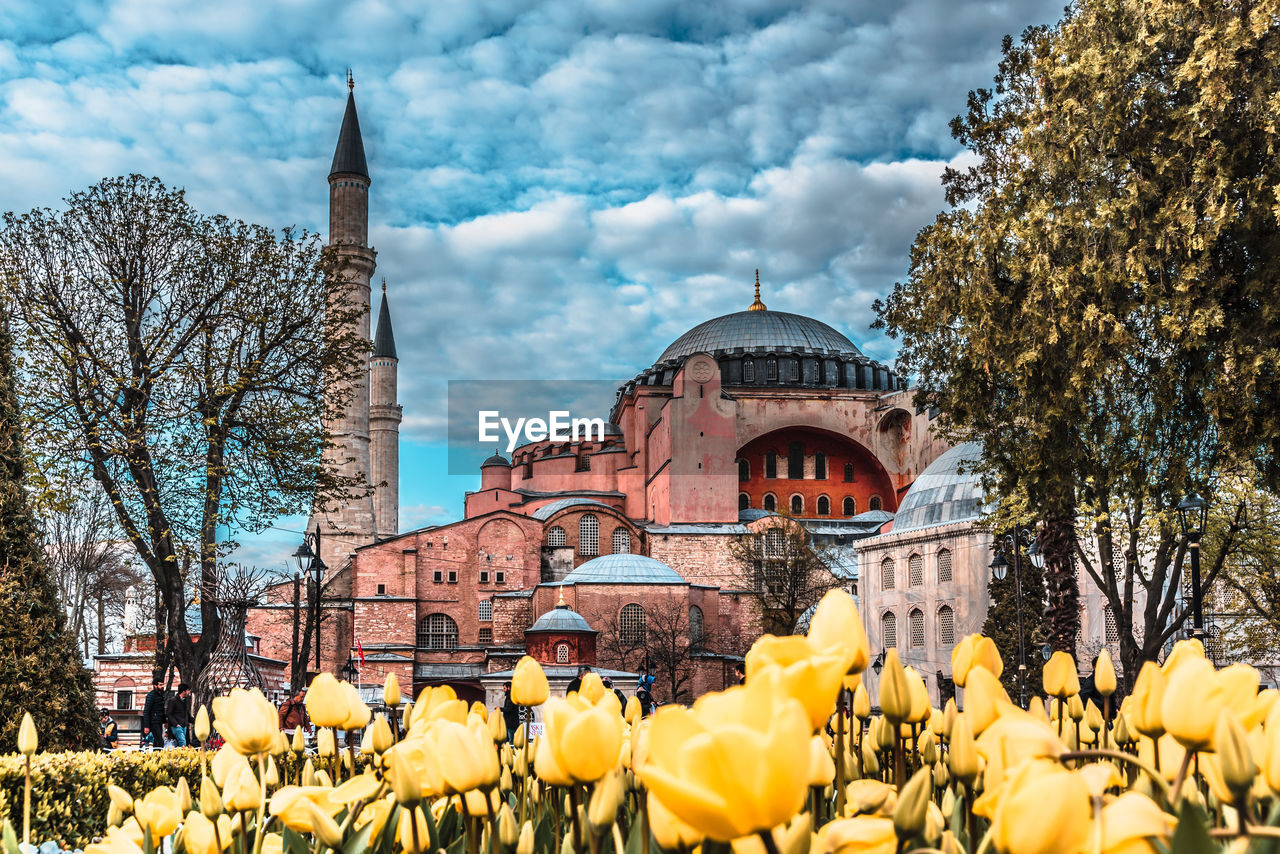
[909,608,925,648]
[1104,605,1119,644]
[817,495,830,516]
[739,493,750,511]
[478,600,493,622]
[689,605,704,648]
[843,496,856,516]
[765,452,777,479]
[881,556,895,590]
[738,459,750,481]
[869,495,883,511]
[417,613,459,649]
[763,529,784,558]
[743,359,755,382]
[937,548,953,583]
[909,553,923,587]
[938,605,955,647]
[763,493,777,512]
[556,643,570,664]
[882,612,898,649]
[612,527,631,554]
[790,494,803,514]
[815,453,827,480]
[843,463,854,482]
[766,357,778,382]
[788,442,804,479]
[620,604,646,646]
[547,526,566,547]
[579,515,599,556]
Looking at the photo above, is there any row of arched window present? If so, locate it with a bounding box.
[881,605,955,650]
[740,493,881,515]
[618,602,704,646]
[545,515,632,556]
[739,453,862,482]
[880,548,952,590]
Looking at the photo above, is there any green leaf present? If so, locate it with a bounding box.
[281,826,309,854]
[1169,799,1216,854]
[2,820,19,854]
[624,817,645,854]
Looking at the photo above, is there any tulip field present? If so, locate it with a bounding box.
[7,589,1280,854]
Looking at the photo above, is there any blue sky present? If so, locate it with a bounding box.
[0,0,1064,569]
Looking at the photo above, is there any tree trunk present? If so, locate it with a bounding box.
[97,592,106,656]
[1041,514,1082,656]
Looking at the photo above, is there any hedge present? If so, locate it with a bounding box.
[0,750,354,848]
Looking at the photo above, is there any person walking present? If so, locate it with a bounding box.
[141,678,167,749]
[601,676,626,708]
[278,688,309,735]
[501,681,521,744]
[99,708,119,750]
[566,665,589,695]
[166,684,193,747]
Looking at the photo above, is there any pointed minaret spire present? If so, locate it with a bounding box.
[330,77,369,180]
[748,269,768,311]
[374,278,397,359]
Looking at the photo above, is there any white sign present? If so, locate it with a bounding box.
[478,411,606,453]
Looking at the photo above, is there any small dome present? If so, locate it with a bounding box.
[657,310,862,365]
[527,606,594,634]
[891,442,987,534]
[531,497,612,520]
[563,554,685,585]
[481,453,510,468]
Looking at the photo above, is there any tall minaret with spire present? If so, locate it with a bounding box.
[310,72,378,571]
[370,279,401,538]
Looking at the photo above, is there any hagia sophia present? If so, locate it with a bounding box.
[94,87,1125,720]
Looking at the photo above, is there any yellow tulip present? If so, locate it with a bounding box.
[948,713,980,786]
[1213,709,1256,800]
[305,673,351,729]
[1042,652,1079,699]
[975,712,1066,796]
[86,824,144,854]
[746,634,849,731]
[17,712,36,755]
[638,670,811,841]
[1098,792,1175,853]
[498,804,518,846]
[269,787,344,835]
[904,667,932,724]
[961,666,1008,735]
[1094,648,1117,697]
[647,792,703,850]
[624,695,641,724]
[340,681,372,730]
[1129,662,1166,739]
[469,701,488,722]
[261,833,283,854]
[893,768,931,838]
[222,762,262,813]
[512,656,550,706]
[813,816,897,854]
[384,673,402,707]
[844,780,895,816]
[370,714,393,754]
[1076,762,1123,797]
[1161,655,1222,751]
[808,735,835,786]
[806,589,870,674]
[194,706,211,743]
[489,710,508,743]
[1161,638,1205,676]
[425,720,499,793]
[306,800,344,848]
[879,649,911,724]
[211,688,278,756]
[587,771,624,829]
[317,727,336,757]
[134,786,182,838]
[516,821,535,854]
[578,672,606,703]
[182,812,232,854]
[852,684,871,720]
[541,694,625,783]
[108,785,134,814]
[951,635,1003,687]
[991,760,1090,854]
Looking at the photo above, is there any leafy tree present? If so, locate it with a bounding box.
[0,175,369,685]
[876,0,1277,679]
[0,306,99,751]
[727,514,844,635]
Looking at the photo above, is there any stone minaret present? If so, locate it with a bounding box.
[370,280,401,538]
[309,76,377,571]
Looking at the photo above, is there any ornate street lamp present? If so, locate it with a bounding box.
[871,651,885,676]
[342,656,359,684]
[293,526,327,674]
[1177,493,1209,640]
[991,530,1035,709]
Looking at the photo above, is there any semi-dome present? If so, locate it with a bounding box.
[891,442,987,534]
[532,497,613,521]
[562,554,685,585]
[527,605,594,634]
[481,453,510,468]
[658,310,862,364]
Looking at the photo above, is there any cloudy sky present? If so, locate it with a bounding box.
[1,0,1064,567]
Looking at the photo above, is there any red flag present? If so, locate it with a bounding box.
[356,640,365,666]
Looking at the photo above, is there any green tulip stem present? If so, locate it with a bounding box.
[1170,748,1196,810]
[834,689,847,817]
[758,829,782,854]
[568,784,584,854]
[1209,826,1280,839]
[22,753,30,852]
[487,788,500,854]
[409,805,424,854]
[1058,750,1171,800]
[972,822,995,854]
[962,782,976,849]
[639,786,650,854]
[250,754,269,854]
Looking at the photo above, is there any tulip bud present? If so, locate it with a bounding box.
[893,768,932,839]
[402,700,414,730]
[588,770,623,829]
[500,766,513,793]
[861,738,880,776]
[273,731,289,757]
[940,787,956,819]
[498,804,518,847]
[880,650,911,724]
[194,706,211,743]
[500,743,514,767]
[384,673,401,708]
[371,714,394,754]
[932,760,948,788]
[624,695,641,724]
[1130,662,1166,739]
[317,728,336,757]
[307,800,345,848]
[512,656,550,706]
[1095,648,1117,697]
[106,803,124,828]
[517,821,535,854]
[200,777,223,819]
[560,829,575,854]
[177,777,193,815]
[777,819,810,854]
[489,710,507,744]
[513,723,527,749]
[302,758,317,787]
[1114,713,1133,746]
[1085,701,1103,736]
[1067,694,1084,723]
[108,784,134,814]
[315,770,333,788]
[941,698,957,741]
[1043,651,1080,699]
[919,731,937,765]
[947,714,979,786]
[1215,710,1257,801]
[17,712,37,755]
[291,726,306,755]
[940,830,964,854]
[852,683,871,720]
[265,756,279,787]
[389,748,422,806]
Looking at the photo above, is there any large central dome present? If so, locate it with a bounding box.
[658,310,863,363]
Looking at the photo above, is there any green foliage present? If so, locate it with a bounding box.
[0,305,99,753]
[980,552,1046,701]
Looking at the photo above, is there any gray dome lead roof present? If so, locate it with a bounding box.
[658,310,863,364]
[891,442,988,534]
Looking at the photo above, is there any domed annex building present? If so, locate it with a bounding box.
[235,87,956,706]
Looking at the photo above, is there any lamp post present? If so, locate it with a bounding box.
[1177,493,1209,641]
[991,529,1038,709]
[342,655,358,684]
[293,526,327,675]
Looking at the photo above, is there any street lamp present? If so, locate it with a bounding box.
[871,651,885,676]
[293,526,327,674]
[991,530,1034,709]
[342,656,358,684]
[1177,493,1209,640]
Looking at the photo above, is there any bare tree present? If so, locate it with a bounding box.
[592,594,711,704]
[728,514,844,635]
[1,176,369,684]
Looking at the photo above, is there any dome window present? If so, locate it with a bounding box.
[909,553,923,587]
[869,495,883,511]
[744,359,755,382]
[417,613,458,650]
[766,357,778,382]
[478,600,493,622]
[556,643,570,664]
[620,603,646,646]
[579,515,599,556]
[843,496,856,516]
[881,557,895,590]
[937,549,953,584]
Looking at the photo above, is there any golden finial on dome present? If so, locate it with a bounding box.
[748,269,768,311]
[556,589,567,608]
